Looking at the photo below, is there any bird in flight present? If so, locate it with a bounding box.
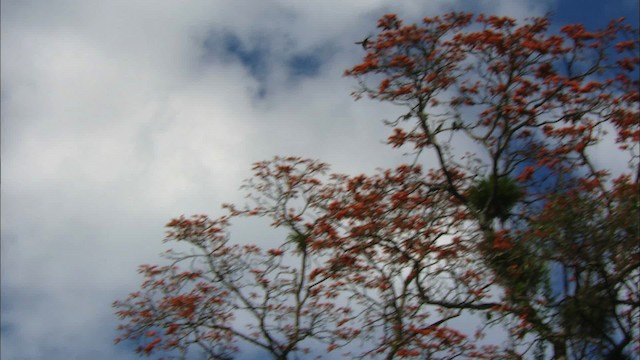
[355,35,372,49]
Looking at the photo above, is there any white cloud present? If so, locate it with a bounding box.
[1,1,567,359]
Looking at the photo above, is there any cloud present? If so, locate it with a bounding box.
[0,1,588,359]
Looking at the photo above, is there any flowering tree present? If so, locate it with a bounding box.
[114,13,639,359]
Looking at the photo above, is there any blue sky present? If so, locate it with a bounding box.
[1,1,638,359]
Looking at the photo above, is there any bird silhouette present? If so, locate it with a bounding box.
[355,35,372,49]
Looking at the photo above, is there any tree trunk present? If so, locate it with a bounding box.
[552,339,567,360]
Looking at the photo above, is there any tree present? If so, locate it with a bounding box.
[114,12,639,359]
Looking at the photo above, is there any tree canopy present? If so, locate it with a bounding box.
[114,12,639,360]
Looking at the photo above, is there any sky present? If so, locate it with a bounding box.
[1,1,638,359]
